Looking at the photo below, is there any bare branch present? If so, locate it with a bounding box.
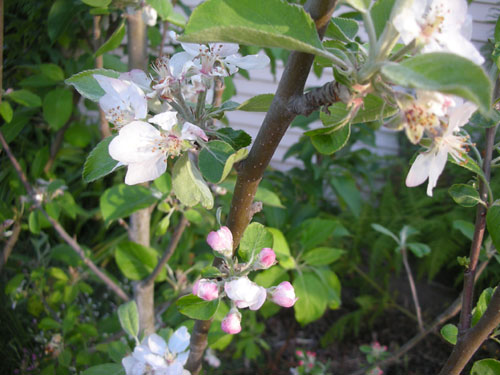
[0,219,21,273]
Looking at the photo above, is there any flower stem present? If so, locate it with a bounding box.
[401,247,424,332]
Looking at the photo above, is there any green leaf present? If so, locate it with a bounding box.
[239,222,273,261]
[440,323,457,345]
[198,140,248,183]
[83,136,119,182]
[100,184,158,224]
[448,184,482,207]
[0,101,13,122]
[117,301,139,339]
[48,0,76,42]
[453,220,475,241]
[65,69,120,101]
[298,218,340,250]
[82,0,112,7]
[370,0,396,38]
[201,266,224,279]
[39,317,62,330]
[179,0,332,60]
[95,21,126,57]
[238,94,274,112]
[267,227,295,269]
[254,265,288,288]
[314,268,341,309]
[81,364,125,375]
[215,128,252,150]
[43,88,73,130]
[172,153,214,209]
[326,17,359,42]
[495,16,500,44]
[407,242,431,258]
[6,90,42,107]
[371,223,399,244]
[147,0,173,20]
[471,359,500,375]
[153,172,172,194]
[293,271,327,325]
[115,241,165,281]
[343,0,371,12]
[330,174,362,217]
[472,287,494,326]
[448,153,485,180]
[5,274,24,295]
[487,200,500,252]
[302,247,345,266]
[310,123,351,155]
[176,295,220,320]
[166,11,186,27]
[381,53,492,113]
[40,63,65,81]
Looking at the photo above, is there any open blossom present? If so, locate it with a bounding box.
[221,309,242,334]
[393,0,484,65]
[108,111,207,185]
[193,279,219,301]
[122,328,191,375]
[269,281,297,308]
[255,248,276,269]
[206,226,233,257]
[94,74,147,128]
[224,277,267,310]
[181,42,270,77]
[152,54,197,100]
[406,102,477,196]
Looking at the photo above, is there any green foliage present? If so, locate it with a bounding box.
[471,359,500,375]
[83,136,119,182]
[440,323,458,345]
[117,301,139,340]
[177,295,220,320]
[65,69,120,101]
[238,222,273,261]
[198,140,248,183]
[487,200,500,252]
[115,241,166,281]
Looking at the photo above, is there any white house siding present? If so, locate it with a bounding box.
[179,1,497,170]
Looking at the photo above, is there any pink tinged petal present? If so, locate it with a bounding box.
[124,157,167,185]
[270,281,297,308]
[168,326,190,354]
[221,311,242,334]
[426,148,448,197]
[194,279,219,301]
[147,333,167,356]
[149,111,178,132]
[256,248,276,269]
[249,286,267,310]
[109,121,162,164]
[181,123,208,142]
[206,226,233,252]
[406,152,433,188]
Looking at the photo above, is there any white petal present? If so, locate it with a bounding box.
[149,111,178,131]
[165,361,184,375]
[177,350,189,366]
[125,157,167,185]
[181,123,208,142]
[249,286,267,311]
[225,54,270,70]
[426,147,448,196]
[170,52,196,78]
[435,32,484,65]
[210,43,239,57]
[119,69,152,91]
[109,121,162,164]
[168,326,190,354]
[143,352,167,369]
[393,7,421,44]
[142,5,158,26]
[406,152,432,187]
[132,345,150,363]
[122,355,137,375]
[181,43,206,57]
[131,361,146,375]
[147,333,167,356]
[94,74,129,96]
[448,102,477,133]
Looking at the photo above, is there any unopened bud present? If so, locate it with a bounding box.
[270,281,297,308]
[255,248,276,269]
[193,279,219,301]
[207,226,233,257]
[221,310,241,334]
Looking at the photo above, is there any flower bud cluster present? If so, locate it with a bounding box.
[193,226,297,334]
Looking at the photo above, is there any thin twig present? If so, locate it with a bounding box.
[0,130,130,302]
[0,220,21,273]
[401,247,424,332]
[94,15,111,138]
[142,215,189,287]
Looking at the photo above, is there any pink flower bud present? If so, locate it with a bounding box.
[295,350,303,357]
[193,279,219,301]
[207,226,233,257]
[221,310,241,334]
[256,248,276,269]
[270,281,297,308]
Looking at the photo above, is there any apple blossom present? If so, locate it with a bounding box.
[192,279,219,301]
[94,74,148,128]
[224,276,267,310]
[393,0,484,65]
[406,102,477,196]
[221,309,242,334]
[152,54,197,100]
[122,328,191,375]
[269,281,297,308]
[108,111,207,185]
[255,248,276,269]
[206,226,233,257]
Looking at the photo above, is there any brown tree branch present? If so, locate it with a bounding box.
[94,15,111,138]
[186,1,341,373]
[401,246,424,332]
[0,219,21,273]
[0,130,130,302]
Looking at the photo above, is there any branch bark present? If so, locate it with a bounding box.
[94,15,111,138]
[0,219,21,273]
[0,130,130,302]
[186,1,342,373]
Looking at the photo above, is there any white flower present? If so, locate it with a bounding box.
[406,101,477,196]
[122,328,191,375]
[142,5,158,27]
[152,54,197,99]
[224,277,267,310]
[180,42,269,77]
[393,0,484,65]
[108,111,207,185]
[94,74,148,128]
[204,348,221,368]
